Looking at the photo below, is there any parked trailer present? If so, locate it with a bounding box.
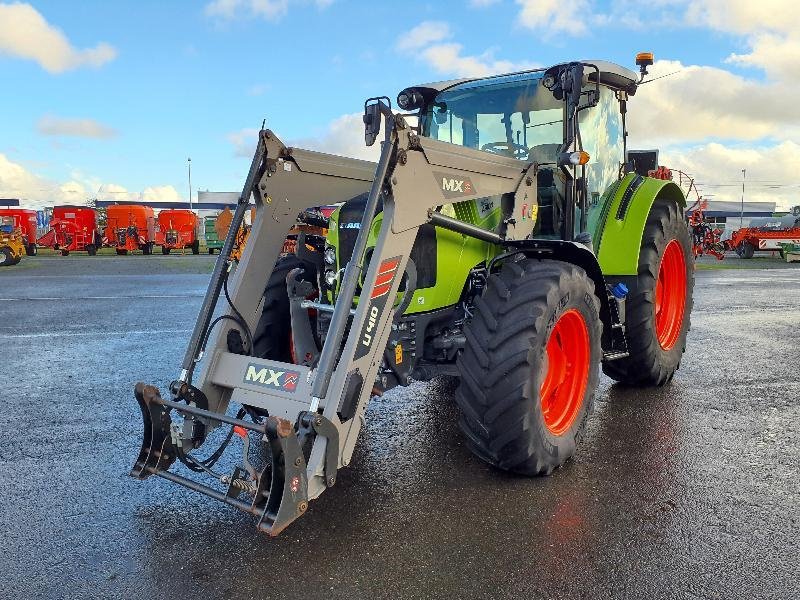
[104,205,157,255]
[0,208,38,256]
[36,205,101,256]
[727,218,800,259]
[156,209,200,254]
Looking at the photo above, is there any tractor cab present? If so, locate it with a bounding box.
[403,61,638,243]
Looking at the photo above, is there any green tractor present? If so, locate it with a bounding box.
[132,55,693,535]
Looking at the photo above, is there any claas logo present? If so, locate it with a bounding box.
[244,364,299,392]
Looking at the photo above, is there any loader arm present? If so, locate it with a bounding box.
[131,109,608,536]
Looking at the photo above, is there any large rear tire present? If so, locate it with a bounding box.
[162,247,171,255]
[191,240,200,255]
[455,258,602,476]
[86,244,97,256]
[603,200,694,386]
[26,244,37,257]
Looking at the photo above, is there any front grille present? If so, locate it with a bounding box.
[337,193,380,266]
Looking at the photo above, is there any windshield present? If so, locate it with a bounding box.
[421,72,563,162]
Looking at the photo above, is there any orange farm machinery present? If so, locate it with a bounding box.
[156,209,200,254]
[104,204,157,255]
[726,219,800,259]
[0,208,38,256]
[37,206,102,256]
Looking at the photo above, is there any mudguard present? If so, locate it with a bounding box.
[591,173,686,276]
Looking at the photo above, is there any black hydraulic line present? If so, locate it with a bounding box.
[428,211,503,244]
[179,131,266,383]
[223,269,254,356]
[309,106,396,402]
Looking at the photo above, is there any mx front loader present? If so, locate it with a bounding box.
[131,55,694,535]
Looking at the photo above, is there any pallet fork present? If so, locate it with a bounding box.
[131,96,624,535]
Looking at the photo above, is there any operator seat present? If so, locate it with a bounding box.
[527,144,564,237]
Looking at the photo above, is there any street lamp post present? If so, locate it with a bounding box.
[740,168,746,229]
[188,157,193,211]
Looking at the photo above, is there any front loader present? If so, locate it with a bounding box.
[131,55,694,535]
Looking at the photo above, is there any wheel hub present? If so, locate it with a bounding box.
[654,239,687,350]
[539,309,590,436]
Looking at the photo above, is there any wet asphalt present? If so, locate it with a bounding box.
[0,255,797,599]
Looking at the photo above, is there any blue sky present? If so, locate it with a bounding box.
[1,0,798,209]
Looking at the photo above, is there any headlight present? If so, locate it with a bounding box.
[324,246,336,265]
[324,269,337,287]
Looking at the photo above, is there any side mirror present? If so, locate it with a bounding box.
[363,102,382,147]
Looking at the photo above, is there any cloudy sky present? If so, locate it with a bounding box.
[1,0,798,209]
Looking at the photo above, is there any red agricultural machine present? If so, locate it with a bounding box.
[155,209,200,254]
[0,208,38,256]
[104,204,157,255]
[37,205,102,256]
[726,212,800,258]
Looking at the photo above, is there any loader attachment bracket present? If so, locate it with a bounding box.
[131,382,177,479]
[130,383,310,536]
[300,412,340,487]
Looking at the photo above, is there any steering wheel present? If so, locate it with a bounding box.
[480,141,529,159]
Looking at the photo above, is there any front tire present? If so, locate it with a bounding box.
[603,200,694,386]
[26,244,37,256]
[249,254,310,361]
[191,240,200,255]
[162,247,171,255]
[455,258,602,476]
[0,248,12,266]
[116,249,128,256]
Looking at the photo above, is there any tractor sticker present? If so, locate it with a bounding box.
[434,171,476,200]
[354,256,401,360]
[477,198,495,219]
[243,363,300,392]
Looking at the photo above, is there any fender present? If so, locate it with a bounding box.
[593,173,686,276]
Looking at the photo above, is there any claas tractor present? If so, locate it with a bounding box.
[131,55,694,536]
[0,216,26,266]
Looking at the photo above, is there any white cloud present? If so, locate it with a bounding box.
[661,142,800,211]
[227,128,260,158]
[37,115,118,139]
[0,153,88,209]
[628,59,799,146]
[205,0,333,21]
[228,113,381,163]
[142,185,182,202]
[515,0,590,36]
[396,21,533,78]
[290,113,380,161]
[420,43,534,77]
[0,153,184,210]
[0,2,116,73]
[685,0,799,36]
[395,21,451,52]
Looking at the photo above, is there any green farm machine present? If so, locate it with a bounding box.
[132,55,694,535]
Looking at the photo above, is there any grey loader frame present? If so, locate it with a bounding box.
[130,103,590,535]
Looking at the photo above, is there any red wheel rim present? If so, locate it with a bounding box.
[539,309,590,436]
[654,239,687,350]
